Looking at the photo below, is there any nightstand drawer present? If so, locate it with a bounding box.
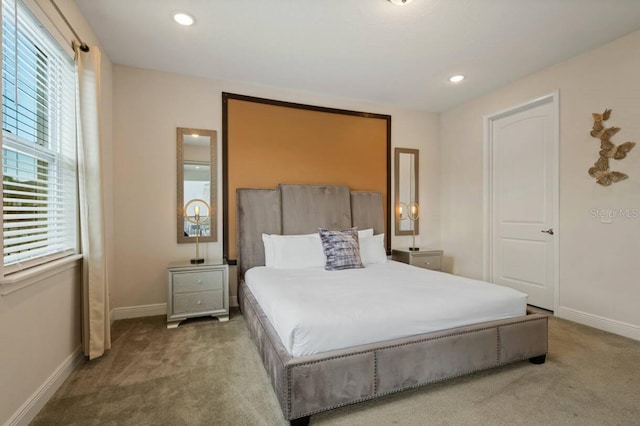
[173,290,223,314]
[173,270,224,293]
[393,249,443,271]
[410,254,441,271]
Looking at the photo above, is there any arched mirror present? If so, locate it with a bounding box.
[177,127,217,243]
[394,148,419,236]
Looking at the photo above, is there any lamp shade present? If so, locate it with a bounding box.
[407,202,420,221]
[185,198,210,264]
[398,202,408,220]
[184,199,210,224]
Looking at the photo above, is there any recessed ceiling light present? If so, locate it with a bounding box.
[449,75,465,83]
[388,0,414,5]
[173,13,195,26]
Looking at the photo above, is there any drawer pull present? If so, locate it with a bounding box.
[197,299,202,305]
[197,280,202,285]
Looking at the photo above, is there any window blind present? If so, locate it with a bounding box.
[1,0,77,273]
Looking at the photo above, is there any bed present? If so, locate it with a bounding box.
[237,184,547,425]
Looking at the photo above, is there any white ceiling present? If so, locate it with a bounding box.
[75,0,640,112]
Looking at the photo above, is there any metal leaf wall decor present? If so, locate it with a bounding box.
[588,109,635,186]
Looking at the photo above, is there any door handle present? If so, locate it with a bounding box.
[541,228,554,235]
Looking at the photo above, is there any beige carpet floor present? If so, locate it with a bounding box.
[32,309,640,426]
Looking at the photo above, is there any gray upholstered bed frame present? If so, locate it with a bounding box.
[236,184,547,425]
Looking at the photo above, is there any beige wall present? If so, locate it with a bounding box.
[0,266,82,424]
[440,30,640,339]
[112,65,440,309]
[0,1,114,424]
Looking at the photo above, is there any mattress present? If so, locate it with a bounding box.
[245,261,527,357]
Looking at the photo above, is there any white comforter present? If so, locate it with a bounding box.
[245,261,527,357]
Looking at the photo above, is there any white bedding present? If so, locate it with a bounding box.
[245,261,527,357]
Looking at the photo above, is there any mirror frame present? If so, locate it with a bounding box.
[394,147,419,236]
[177,127,218,243]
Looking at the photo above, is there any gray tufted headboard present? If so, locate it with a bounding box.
[236,184,385,278]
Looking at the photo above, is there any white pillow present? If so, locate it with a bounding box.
[262,233,275,266]
[262,233,325,269]
[360,234,387,265]
[261,229,374,269]
[358,228,374,239]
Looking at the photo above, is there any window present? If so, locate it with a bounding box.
[1,0,77,274]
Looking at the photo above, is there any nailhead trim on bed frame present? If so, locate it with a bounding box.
[287,322,547,418]
[373,352,378,396]
[496,327,501,364]
[239,280,548,420]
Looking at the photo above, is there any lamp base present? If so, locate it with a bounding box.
[190,258,205,264]
[408,247,420,251]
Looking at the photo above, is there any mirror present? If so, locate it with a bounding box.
[177,127,217,243]
[394,148,419,236]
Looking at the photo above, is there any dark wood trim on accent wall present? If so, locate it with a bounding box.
[386,114,392,255]
[221,93,232,264]
[222,92,392,263]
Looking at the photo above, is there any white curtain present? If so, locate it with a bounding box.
[76,44,111,359]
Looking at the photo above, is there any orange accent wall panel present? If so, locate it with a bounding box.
[225,96,389,260]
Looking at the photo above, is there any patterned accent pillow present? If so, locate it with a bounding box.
[318,228,364,271]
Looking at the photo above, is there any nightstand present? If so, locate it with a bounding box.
[392,249,443,271]
[167,260,229,328]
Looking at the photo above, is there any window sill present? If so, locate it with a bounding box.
[0,254,83,296]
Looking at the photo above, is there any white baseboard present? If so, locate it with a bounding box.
[110,303,167,321]
[7,346,84,426]
[556,306,640,341]
[110,298,239,323]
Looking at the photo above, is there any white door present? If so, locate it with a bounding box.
[486,94,558,310]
